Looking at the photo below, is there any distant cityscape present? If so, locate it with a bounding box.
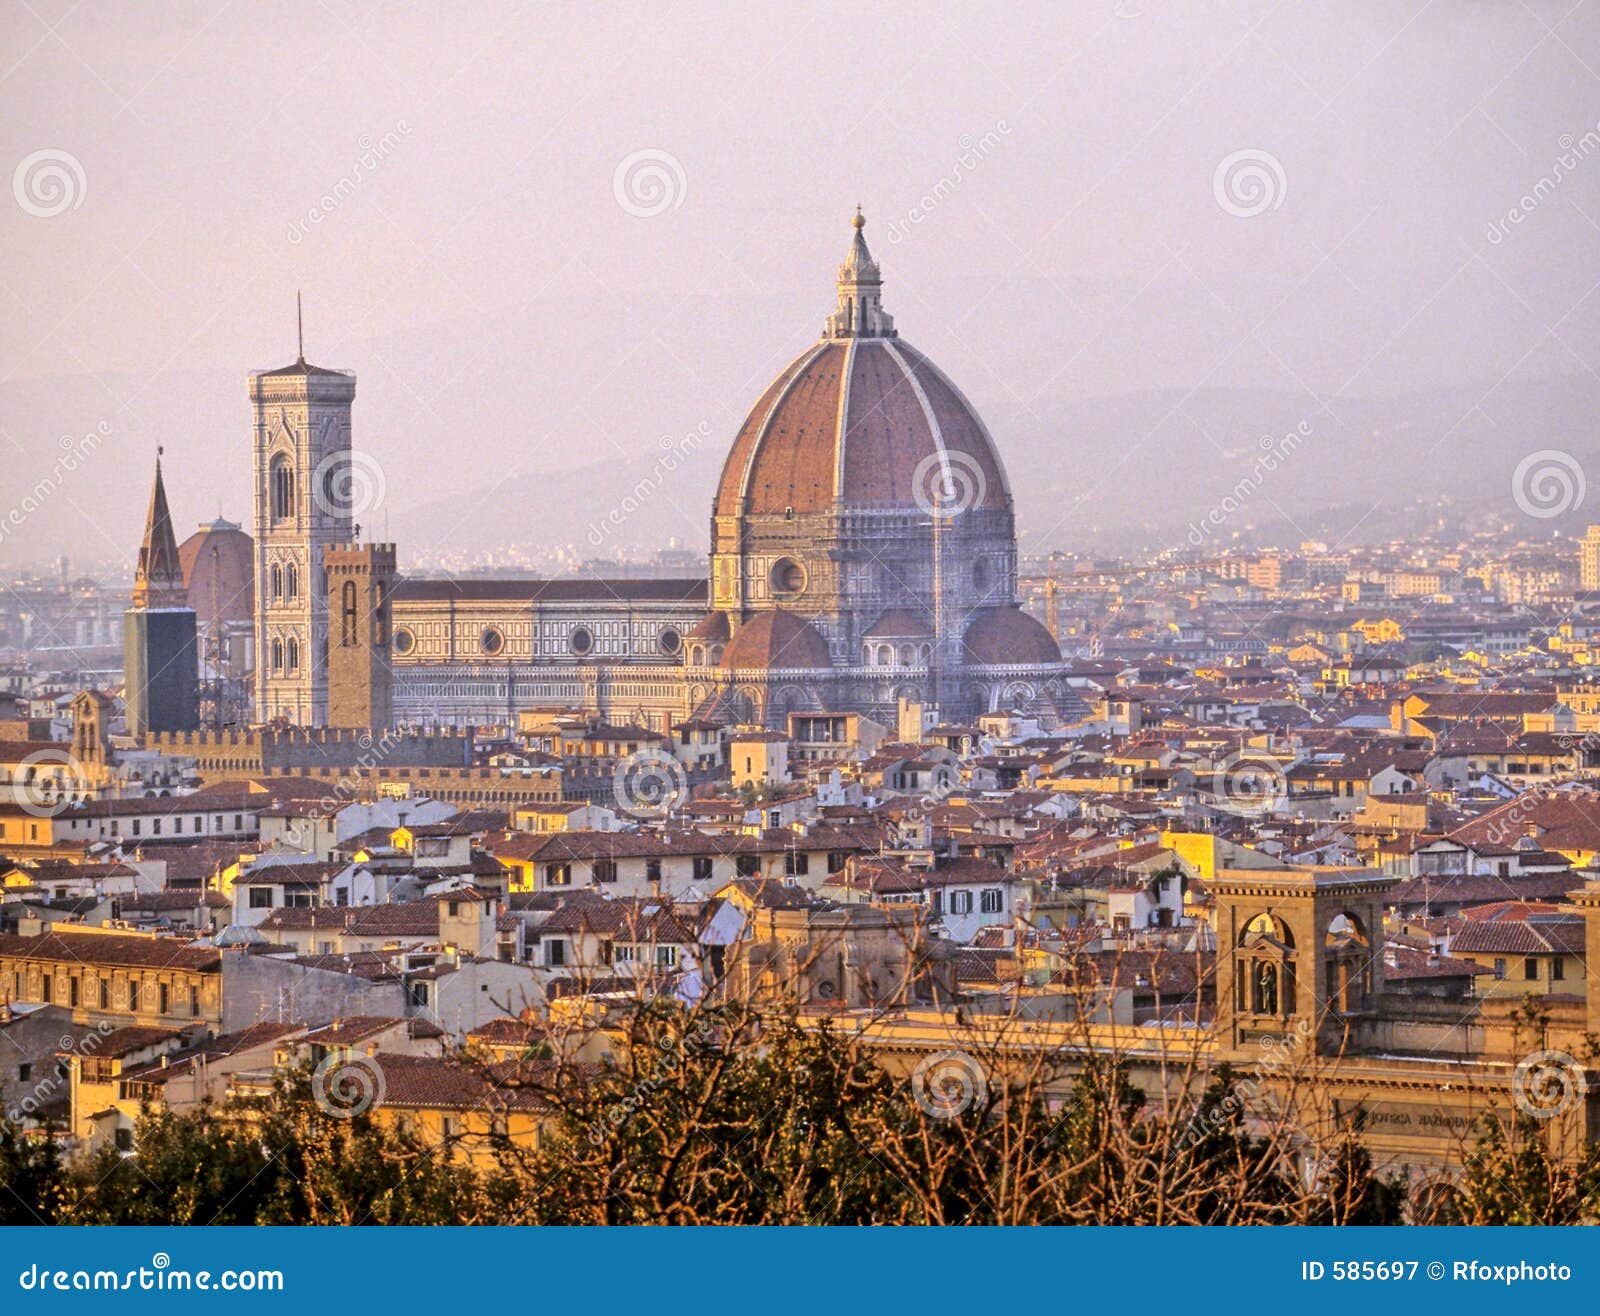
[4,213,1600,1228]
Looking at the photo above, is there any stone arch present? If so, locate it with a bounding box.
[1235,911,1298,1023]
[1324,910,1373,1014]
[1001,681,1036,708]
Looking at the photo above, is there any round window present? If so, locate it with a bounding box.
[481,627,504,655]
[570,626,594,655]
[660,627,682,655]
[770,558,806,595]
[393,627,415,655]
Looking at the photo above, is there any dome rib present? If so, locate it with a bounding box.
[735,340,835,510]
[897,343,1013,504]
[711,212,1011,520]
[880,338,948,498]
[831,336,858,501]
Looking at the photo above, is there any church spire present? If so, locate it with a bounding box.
[826,207,895,340]
[132,452,188,610]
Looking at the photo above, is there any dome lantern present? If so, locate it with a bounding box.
[825,207,895,340]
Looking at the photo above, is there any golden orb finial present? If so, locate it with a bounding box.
[852,205,865,230]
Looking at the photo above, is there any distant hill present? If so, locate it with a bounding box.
[395,377,1600,561]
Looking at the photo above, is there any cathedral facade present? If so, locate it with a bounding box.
[251,214,1072,733]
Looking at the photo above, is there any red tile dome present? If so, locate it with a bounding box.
[714,214,1010,520]
[178,517,255,622]
[719,609,833,670]
[962,607,1060,666]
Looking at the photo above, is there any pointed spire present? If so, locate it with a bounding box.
[826,207,895,340]
[132,453,188,610]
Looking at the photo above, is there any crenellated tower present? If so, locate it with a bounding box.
[325,539,396,734]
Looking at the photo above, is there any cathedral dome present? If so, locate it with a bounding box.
[714,213,1011,520]
[719,609,833,670]
[962,606,1061,666]
[179,517,255,622]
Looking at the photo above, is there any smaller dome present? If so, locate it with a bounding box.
[864,608,932,639]
[962,607,1060,666]
[178,518,255,622]
[688,611,732,642]
[721,609,833,670]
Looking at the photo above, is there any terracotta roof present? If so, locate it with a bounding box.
[301,1016,410,1045]
[0,930,220,972]
[687,611,731,642]
[864,608,932,639]
[719,609,833,670]
[178,519,254,622]
[360,1052,555,1113]
[1451,915,1585,957]
[962,607,1061,666]
[714,337,1010,518]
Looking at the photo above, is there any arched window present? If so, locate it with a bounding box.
[285,637,300,671]
[341,580,358,646]
[875,645,891,667]
[270,456,295,523]
[269,564,282,600]
[373,581,387,646]
[270,639,284,671]
[286,563,298,599]
[1251,961,1279,1015]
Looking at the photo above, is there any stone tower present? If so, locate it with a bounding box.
[1210,865,1397,1059]
[123,456,200,735]
[325,540,396,734]
[250,309,356,725]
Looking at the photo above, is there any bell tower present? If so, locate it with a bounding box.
[250,300,356,725]
[1211,865,1397,1058]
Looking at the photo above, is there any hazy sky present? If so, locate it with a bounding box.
[3,1,1599,571]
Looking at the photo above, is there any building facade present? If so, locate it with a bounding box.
[251,214,1072,732]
